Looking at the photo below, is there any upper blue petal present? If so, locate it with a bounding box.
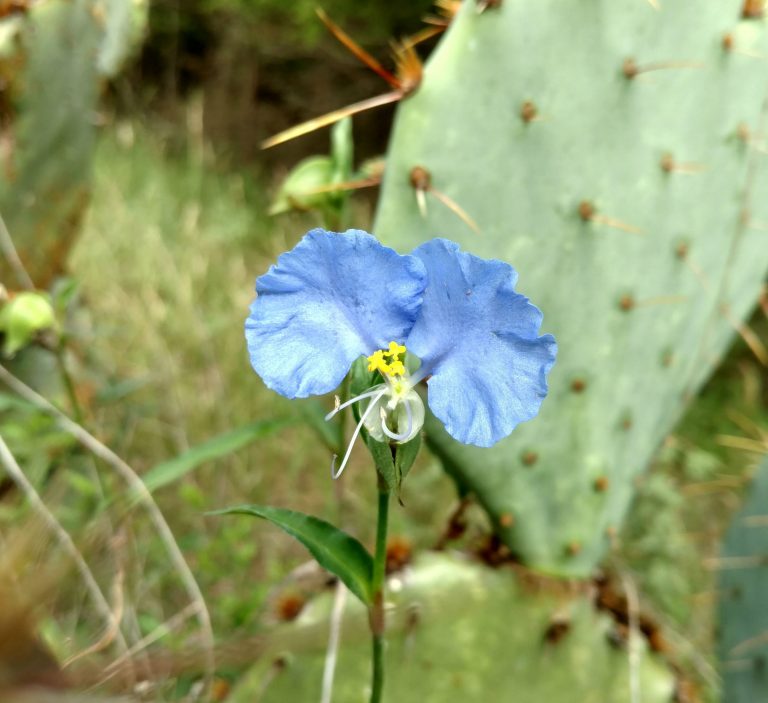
[245,228,427,398]
[406,239,557,447]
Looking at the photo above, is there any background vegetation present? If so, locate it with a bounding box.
[0,1,766,700]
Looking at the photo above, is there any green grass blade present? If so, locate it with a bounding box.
[211,505,374,605]
[141,419,290,494]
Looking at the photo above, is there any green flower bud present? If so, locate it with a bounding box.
[0,292,56,355]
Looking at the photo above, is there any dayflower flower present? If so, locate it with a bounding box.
[245,228,556,477]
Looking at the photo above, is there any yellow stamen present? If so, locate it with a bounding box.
[367,341,408,377]
[367,349,391,374]
[385,341,406,358]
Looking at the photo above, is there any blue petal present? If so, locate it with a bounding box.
[406,239,557,447]
[246,228,427,398]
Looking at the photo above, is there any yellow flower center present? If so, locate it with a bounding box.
[328,341,423,479]
[367,341,407,378]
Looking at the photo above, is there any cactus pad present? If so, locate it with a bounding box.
[375,0,768,576]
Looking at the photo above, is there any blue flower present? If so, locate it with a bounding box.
[245,229,556,474]
[245,228,427,398]
[406,239,557,448]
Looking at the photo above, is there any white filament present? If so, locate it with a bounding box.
[379,399,413,442]
[324,389,382,421]
[330,389,388,480]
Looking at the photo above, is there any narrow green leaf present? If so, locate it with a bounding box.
[141,419,290,494]
[96,376,152,403]
[212,505,374,605]
[65,468,101,499]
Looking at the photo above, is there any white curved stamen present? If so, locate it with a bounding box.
[330,389,388,479]
[324,389,382,421]
[379,399,413,442]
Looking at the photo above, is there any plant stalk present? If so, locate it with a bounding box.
[369,476,390,703]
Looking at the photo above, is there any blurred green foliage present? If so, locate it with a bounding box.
[0,115,762,699]
[179,0,433,46]
[140,0,435,104]
[270,118,354,227]
[0,0,765,692]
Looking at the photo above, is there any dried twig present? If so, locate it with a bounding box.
[321,582,348,703]
[0,209,34,290]
[64,536,127,668]
[0,434,133,673]
[99,601,201,687]
[0,363,215,695]
[619,572,641,703]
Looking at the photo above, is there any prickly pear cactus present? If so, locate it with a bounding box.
[0,0,147,288]
[231,553,676,702]
[375,1,768,576]
[718,456,768,703]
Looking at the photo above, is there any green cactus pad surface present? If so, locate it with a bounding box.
[230,553,675,702]
[374,0,768,576]
[718,456,768,703]
[0,0,146,288]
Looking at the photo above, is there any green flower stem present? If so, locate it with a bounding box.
[369,475,390,703]
[371,631,384,703]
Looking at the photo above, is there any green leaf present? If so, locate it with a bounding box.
[212,505,374,605]
[141,419,290,494]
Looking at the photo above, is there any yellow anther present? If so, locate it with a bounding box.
[368,342,408,377]
[367,349,391,374]
[385,341,407,358]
